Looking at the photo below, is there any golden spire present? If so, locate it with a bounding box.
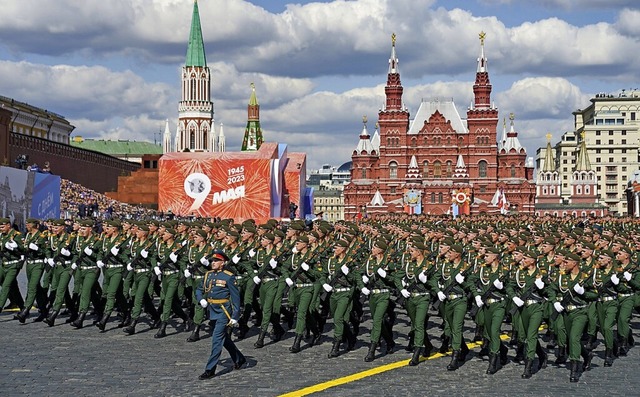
[479,31,486,46]
[509,113,515,121]
[391,33,396,46]
[363,115,368,124]
[546,133,552,142]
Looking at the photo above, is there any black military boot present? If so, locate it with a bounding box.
[438,334,450,354]
[513,342,524,363]
[447,350,460,371]
[546,332,557,349]
[473,325,484,342]
[459,341,469,362]
[408,347,422,366]
[521,359,533,379]
[198,367,216,380]
[536,340,548,370]
[96,311,111,332]
[15,307,30,323]
[603,348,614,367]
[344,327,356,351]
[508,330,518,346]
[581,346,594,371]
[311,327,323,347]
[289,334,303,353]
[584,334,597,350]
[405,331,415,352]
[33,309,48,323]
[328,338,341,358]
[71,312,87,329]
[569,360,580,383]
[618,337,629,357]
[154,321,167,338]
[423,338,434,358]
[44,310,60,327]
[187,324,202,343]
[486,353,499,374]
[254,330,266,348]
[499,342,509,366]
[123,318,138,335]
[555,345,568,365]
[364,342,377,362]
[478,338,489,358]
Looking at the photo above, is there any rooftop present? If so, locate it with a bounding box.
[70,138,163,156]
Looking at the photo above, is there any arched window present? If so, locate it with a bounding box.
[434,161,442,177]
[423,161,429,176]
[510,164,516,177]
[543,187,547,195]
[585,185,590,194]
[446,137,451,145]
[431,192,435,203]
[189,131,196,150]
[446,161,452,177]
[389,161,398,179]
[438,192,443,203]
[411,138,417,147]
[361,168,367,178]
[478,160,487,178]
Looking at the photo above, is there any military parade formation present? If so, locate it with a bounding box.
[0,213,639,383]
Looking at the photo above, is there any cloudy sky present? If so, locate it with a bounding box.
[1,0,639,170]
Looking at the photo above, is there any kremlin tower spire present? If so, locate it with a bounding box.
[473,31,492,110]
[384,33,403,111]
[241,83,264,151]
[176,0,214,152]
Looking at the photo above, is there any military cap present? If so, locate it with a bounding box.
[227,230,240,238]
[241,219,255,227]
[148,219,160,227]
[486,246,501,255]
[582,242,596,250]
[296,235,309,244]
[290,222,305,231]
[51,219,66,226]
[164,228,177,236]
[450,244,464,254]
[210,249,229,262]
[598,250,615,259]
[104,220,120,228]
[412,241,428,251]
[258,223,273,231]
[243,225,257,234]
[138,224,150,232]
[195,229,207,239]
[619,246,633,256]
[273,229,285,239]
[565,252,581,262]
[266,219,279,228]
[26,218,40,224]
[542,237,556,245]
[335,239,349,248]
[262,233,275,242]
[522,250,538,260]
[441,238,455,247]
[310,230,321,240]
[374,239,388,250]
[79,220,94,227]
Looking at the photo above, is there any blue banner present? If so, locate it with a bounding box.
[30,173,61,220]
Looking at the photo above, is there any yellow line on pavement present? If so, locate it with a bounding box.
[278,338,496,397]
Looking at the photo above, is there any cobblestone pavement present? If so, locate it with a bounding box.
[1,299,638,397]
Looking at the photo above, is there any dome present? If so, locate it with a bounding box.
[337,161,352,172]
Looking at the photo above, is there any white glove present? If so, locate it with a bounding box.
[401,279,407,287]
[200,257,209,266]
[71,263,78,270]
[455,273,465,284]
[301,262,310,272]
[184,269,192,278]
[269,258,278,269]
[199,299,208,308]
[624,271,632,281]
[169,252,178,263]
[61,248,71,257]
[182,240,188,246]
[362,275,369,284]
[9,240,17,249]
[97,260,104,268]
[437,291,446,301]
[249,249,256,257]
[232,255,241,264]
[377,268,387,278]
[154,267,162,276]
[285,278,294,287]
[126,263,134,271]
[475,295,484,308]
[84,247,93,256]
[110,247,119,256]
[534,278,544,290]
[47,258,55,266]
[573,283,585,295]
[512,297,524,307]
[554,302,564,313]
[253,276,261,284]
[341,265,349,275]
[291,246,298,253]
[493,279,504,290]
[141,249,148,259]
[228,318,239,327]
[611,274,620,285]
[361,287,370,296]
[401,289,411,298]
[4,241,14,250]
[29,242,39,251]
[418,271,427,283]
[323,283,333,292]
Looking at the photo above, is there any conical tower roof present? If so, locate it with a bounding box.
[575,132,592,172]
[186,0,207,67]
[542,133,556,172]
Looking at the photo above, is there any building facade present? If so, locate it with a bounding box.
[344,33,535,218]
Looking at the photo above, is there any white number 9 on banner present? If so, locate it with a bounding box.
[184,173,212,212]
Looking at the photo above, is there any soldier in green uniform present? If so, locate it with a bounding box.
[44,219,75,326]
[95,220,128,331]
[590,250,619,367]
[14,218,48,323]
[0,218,24,313]
[612,246,638,356]
[123,225,157,335]
[185,229,212,342]
[69,219,101,328]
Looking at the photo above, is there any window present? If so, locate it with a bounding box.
[622,140,627,144]
[609,140,614,145]
[596,131,601,136]
[609,131,614,136]
[438,193,443,203]
[423,161,429,176]
[434,161,442,177]
[511,164,516,177]
[609,149,614,154]
[622,166,627,172]
[622,157,627,162]
[563,160,568,164]
[596,140,601,145]
[390,187,396,194]
[596,149,601,154]
[596,158,601,162]
[361,168,367,178]
[431,192,435,203]
[596,167,601,172]
[389,161,398,179]
[609,158,614,162]
[446,161,452,177]
[478,160,487,178]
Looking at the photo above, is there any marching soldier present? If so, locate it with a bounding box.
[95,220,128,331]
[185,229,213,342]
[14,218,48,323]
[69,219,101,328]
[0,218,24,314]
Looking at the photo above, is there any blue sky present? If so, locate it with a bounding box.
[0,0,639,170]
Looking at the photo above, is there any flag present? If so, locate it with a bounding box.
[451,202,459,218]
[491,187,509,215]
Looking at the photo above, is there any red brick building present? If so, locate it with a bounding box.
[344,33,536,218]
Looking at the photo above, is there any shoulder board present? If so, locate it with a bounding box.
[223,270,234,276]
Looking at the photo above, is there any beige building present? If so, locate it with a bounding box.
[537,89,640,215]
[0,95,74,144]
[313,187,344,222]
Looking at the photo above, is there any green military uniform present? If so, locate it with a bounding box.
[15,220,48,322]
[0,219,24,312]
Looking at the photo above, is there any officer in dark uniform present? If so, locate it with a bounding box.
[196,250,246,380]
